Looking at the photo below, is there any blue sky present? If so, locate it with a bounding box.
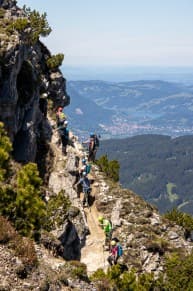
[17,0,193,67]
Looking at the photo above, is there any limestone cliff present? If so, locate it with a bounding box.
[0,0,69,162]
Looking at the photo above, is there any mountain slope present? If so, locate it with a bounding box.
[97,134,193,214]
[65,84,112,137]
[65,80,193,138]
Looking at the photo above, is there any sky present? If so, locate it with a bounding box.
[16,0,193,68]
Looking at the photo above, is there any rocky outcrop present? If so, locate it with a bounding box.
[0,0,70,162]
[94,173,193,275]
[0,0,16,9]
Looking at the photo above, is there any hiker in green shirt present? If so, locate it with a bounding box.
[98,216,112,248]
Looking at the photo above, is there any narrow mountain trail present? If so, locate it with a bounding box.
[48,118,110,274]
[80,183,110,274]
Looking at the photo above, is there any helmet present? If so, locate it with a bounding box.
[64,120,68,125]
[41,93,48,98]
[111,240,116,246]
[90,133,95,138]
[82,158,86,164]
[82,171,87,176]
[98,216,104,223]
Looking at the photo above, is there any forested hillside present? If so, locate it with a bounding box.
[97,134,193,214]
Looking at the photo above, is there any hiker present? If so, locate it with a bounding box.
[74,172,91,207]
[79,158,91,177]
[56,107,67,128]
[98,216,112,247]
[83,133,100,162]
[112,238,123,260]
[39,93,48,117]
[107,240,118,266]
[58,120,69,155]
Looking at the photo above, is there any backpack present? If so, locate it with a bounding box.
[94,135,100,147]
[60,127,69,139]
[117,244,123,257]
[86,164,91,174]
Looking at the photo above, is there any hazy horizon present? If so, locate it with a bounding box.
[62,65,193,84]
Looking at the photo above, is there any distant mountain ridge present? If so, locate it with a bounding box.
[97,134,193,215]
[65,80,193,139]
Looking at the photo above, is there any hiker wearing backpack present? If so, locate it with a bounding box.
[58,120,69,155]
[112,238,123,259]
[107,240,118,266]
[83,133,100,162]
[79,158,91,177]
[56,107,67,128]
[74,172,91,207]
[98,216,112,248]
[108,239,123,266]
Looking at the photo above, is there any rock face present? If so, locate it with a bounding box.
[0,0,70,162]
[94,176,193,275]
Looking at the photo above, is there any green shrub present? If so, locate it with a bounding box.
[68,261,88,281]
[90,268,107,282]
[14,163,46,237]
[164,208,193,234]
[8,18,28,33]
[162,251,193,290]
[90,266,160,291]
[44,190,71,231]
[0,185,16,218]
[24,6,51,40]
[46,53,64,69]
[96,154,120,182]
[0,122,12,181]
[8,6,52,44]
[117,269,137,291]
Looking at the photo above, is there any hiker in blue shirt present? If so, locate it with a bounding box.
[74,172,91,207]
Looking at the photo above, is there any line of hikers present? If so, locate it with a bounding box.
[98,216,123,266]
[73,157,92,207]
[54,106,123,267]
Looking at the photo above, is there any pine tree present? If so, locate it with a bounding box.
[0,122,12,181]
[15,163,46,237]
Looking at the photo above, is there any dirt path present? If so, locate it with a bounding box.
[48,119,110,274]
[80,183,110,275]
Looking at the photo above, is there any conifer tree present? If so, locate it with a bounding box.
[15,163,46,236]
[0,122,12,181]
